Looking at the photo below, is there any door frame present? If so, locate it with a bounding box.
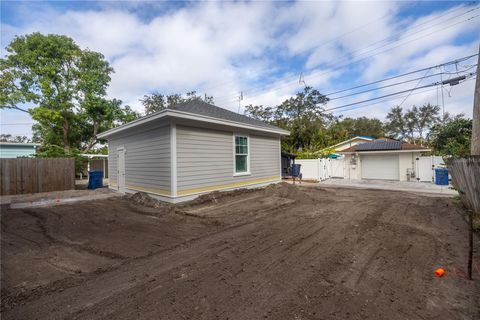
[117,147,126,193]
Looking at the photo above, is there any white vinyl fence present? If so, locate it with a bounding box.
[295,158,344,181]
[296,156,447,182]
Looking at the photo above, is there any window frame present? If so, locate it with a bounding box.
[233,133,251,176]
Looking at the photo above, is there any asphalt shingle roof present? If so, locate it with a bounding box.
[169,100,282,130]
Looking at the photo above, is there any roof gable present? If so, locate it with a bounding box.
[169,101,281,130]
[98,101,289,138]
[325,136,374,151]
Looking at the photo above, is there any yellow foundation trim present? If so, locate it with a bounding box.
[110,182,117,187]
[125,184,171,196]
[177,176,280,196]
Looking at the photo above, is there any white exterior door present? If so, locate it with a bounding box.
[417,157,433,182]
[117,148,126,193]
[361,154,399,180]
[329,158,345,178]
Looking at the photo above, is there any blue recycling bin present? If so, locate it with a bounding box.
[434,168,449,186]
[291,164,302,177]
[88,170,104,189]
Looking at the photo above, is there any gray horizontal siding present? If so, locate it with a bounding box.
[108,141,118,186]
[176,125,280,192]
[108,125,171,192]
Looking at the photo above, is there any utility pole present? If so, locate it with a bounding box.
[238,91,243,113]
[471,45,480,155]
[466,45,480,280]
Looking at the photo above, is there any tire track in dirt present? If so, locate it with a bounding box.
[2,184,478,320]
[1,195,301,319]
[23,209,127,260]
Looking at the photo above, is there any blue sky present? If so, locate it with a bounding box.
[1,0,479,138]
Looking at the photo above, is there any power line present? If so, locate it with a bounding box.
[328,66,476,101]
[329,86,441,114]
[331,86,439,114]
[219,55,478,109]
[328,77,476,114]
[214,7,479,105]
[212,4,475,101]
[242,12,480,102]
[324,72,477,112]
[325,57,477,97]
[396,69,431,108]
[201,3,412,94]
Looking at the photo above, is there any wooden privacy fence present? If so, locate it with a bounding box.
[447,156,480,213]
[0,158,75,195]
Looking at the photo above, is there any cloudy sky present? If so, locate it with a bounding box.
[1,0,479,137]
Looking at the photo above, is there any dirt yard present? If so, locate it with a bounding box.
[1,183,479,319]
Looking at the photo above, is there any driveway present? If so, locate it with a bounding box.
[317,179,457,196]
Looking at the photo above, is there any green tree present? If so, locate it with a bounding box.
[415,103,440,144]
[244,104,274,122]
[243,87,332,152]
[140,92,167,114]
[274,86,331,152]
[385,104,440,143]
[429,117,472,156]
[385,106,407,140]
[1,33,84,152]
[0,33,136,153]
[404,107,417,142]
[0,134,31,143]
[326,117,384,143]
[141,90,214,114]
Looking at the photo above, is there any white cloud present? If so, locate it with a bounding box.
[0,1,478,138]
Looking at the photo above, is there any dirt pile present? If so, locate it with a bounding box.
[262,182,320,203]
[182,182,313,208]
[127,192,174,211]
[181,188,257,207]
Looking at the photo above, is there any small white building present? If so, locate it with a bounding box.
[97,101,289,203]
[338,139,430,181]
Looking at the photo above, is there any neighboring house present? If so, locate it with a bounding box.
[0,142,40,158]
[97,101,289,203]
[338,139,430,181]
[325,136,374,152]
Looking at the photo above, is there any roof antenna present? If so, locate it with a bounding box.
[299,72,307,88]
[238,91,243,113]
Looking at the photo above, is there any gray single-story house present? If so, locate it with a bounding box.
[97,101,289,203]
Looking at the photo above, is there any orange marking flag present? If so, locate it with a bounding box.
[435,268,445,277]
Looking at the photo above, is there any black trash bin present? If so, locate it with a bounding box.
[291,164,302,177]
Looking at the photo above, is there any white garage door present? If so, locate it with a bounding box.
[361,154,399,180]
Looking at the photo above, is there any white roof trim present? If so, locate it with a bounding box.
[339,149,431,154]
[0,142,41,147]
[81,154,108,158]
[325,136,374,150]
[97,109,289,138]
